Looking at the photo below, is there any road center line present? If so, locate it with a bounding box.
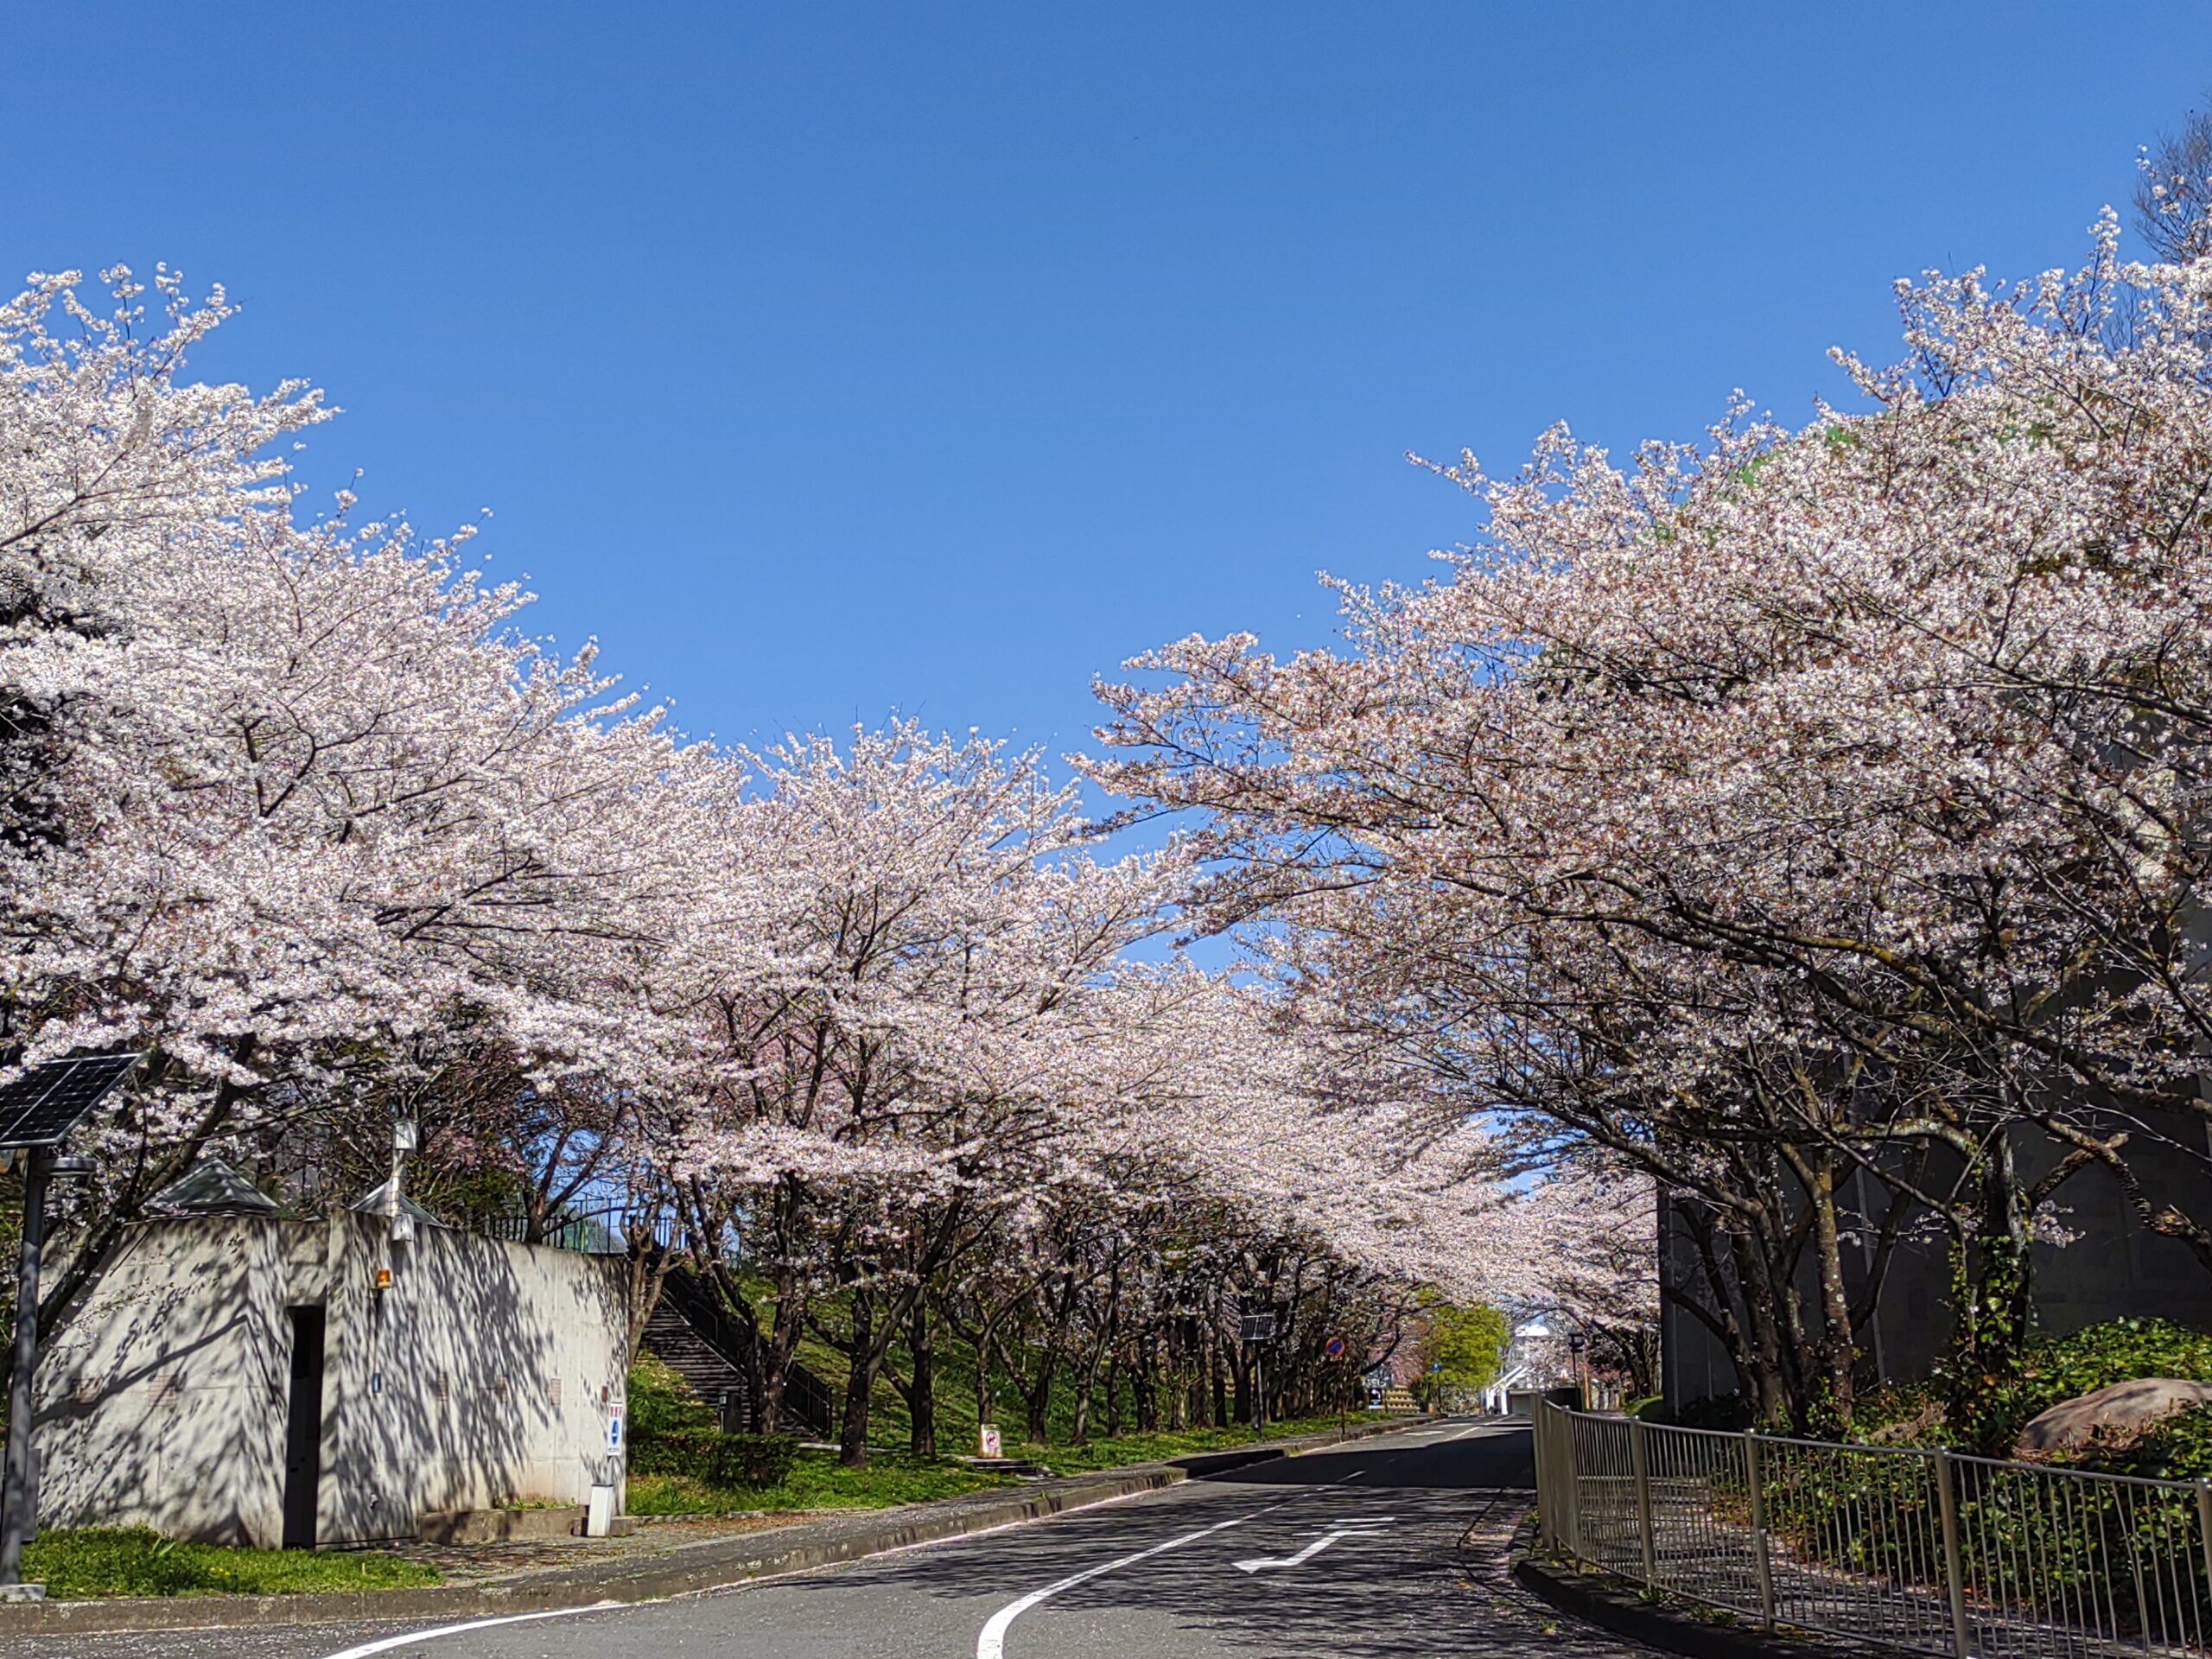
[315,1602,620,1659]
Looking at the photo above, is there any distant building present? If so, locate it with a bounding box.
[34,1161,629,1548]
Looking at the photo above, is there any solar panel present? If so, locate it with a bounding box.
[0,1054,142,1147]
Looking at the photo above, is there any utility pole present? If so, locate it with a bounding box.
[0,1149,92,1594]
[0,1150,51,1591]
[0,1052,143,1595]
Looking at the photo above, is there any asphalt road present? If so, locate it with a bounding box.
[0,1421,1657,1659]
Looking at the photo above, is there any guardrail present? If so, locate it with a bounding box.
[1532,1402,2212,1659]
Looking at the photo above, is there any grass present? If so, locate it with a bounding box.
[22,1528,441,1600]
[626,1409,1376,1514]
[1014,1414,1353,1475]
[628,1446,1014,1514]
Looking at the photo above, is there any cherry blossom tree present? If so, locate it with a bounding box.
[3,268,698,1325]
[1090,216,2212,1432]
[0,265,1599,1451]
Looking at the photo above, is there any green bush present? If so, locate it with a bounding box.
[1980,1318,2212,1451]
[2107,1404,2212,1480]
[628,1428,798,1489]
[626,1351,717,1437]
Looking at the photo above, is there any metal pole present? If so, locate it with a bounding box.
[1745,1431,1775,1632]
[1630,1416,1656,1586]
[1564,1404,1585,1563]
[0,1152,48,1586]
[1536,1403,1560,1555]
[1935,1446,1972,1659]
[2196,1480,2212,1650]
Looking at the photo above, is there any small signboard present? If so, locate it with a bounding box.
[978,1424,1002,1459]
[1323,1335,1347,1361]
[607,1404,625,1452]
[1567,1332,1586,1353]
[1239,1312,1277,1344]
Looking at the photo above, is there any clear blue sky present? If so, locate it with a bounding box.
[10,4,2211,755]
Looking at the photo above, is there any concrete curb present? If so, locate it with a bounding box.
[0,1414,1433,1637]
[1510,1520,1897,1659]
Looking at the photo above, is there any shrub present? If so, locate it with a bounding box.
[628,1429,798,1490]
[2106,1404,2212,1480]
[1981,1318,2212,1452]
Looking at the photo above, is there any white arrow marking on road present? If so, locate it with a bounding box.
[1231,1522,1394,1574]
[977,1510,1264,1659]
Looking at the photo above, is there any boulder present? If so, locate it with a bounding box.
[2013,1378,2212,1455]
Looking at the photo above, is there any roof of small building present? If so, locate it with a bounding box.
[349,1179,446,1228]
[149,1157,281,1217]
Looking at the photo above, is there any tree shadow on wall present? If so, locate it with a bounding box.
[35,1213,616,1548]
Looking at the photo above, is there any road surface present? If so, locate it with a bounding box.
[0,1420,1655,1659]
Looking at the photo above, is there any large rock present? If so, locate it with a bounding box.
[2014,1378,2212,1455]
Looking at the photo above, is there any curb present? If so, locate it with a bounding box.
[1510,1525,1891,1659]
[0,1414,1435,1637]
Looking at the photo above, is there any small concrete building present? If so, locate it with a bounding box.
[33,1166,630,1548]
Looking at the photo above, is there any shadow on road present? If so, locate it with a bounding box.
[1196,1433,1535,1491]
[755,1426,1553,1659]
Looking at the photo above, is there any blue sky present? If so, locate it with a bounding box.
[10,4,2211,759]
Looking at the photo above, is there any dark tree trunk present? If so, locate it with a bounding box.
[907,1299,936,1458]
[1024,1351,1058,1444]
[838,1290,875,1468]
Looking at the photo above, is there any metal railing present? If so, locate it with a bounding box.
[1533,1403,2212,1659]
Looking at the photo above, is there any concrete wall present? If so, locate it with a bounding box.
[35,1211,630,1547]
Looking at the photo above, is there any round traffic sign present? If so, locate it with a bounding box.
[1323,1335,1346,1360]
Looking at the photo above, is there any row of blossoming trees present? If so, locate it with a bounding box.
[1088,216,2212,1443]
[0,268,1615,1465]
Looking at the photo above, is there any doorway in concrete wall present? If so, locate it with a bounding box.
[281,1306,327,1548]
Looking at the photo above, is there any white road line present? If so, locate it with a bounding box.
[315,1602,619,1659]
[975,1510,1268,1659]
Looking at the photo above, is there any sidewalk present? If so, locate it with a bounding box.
[0,1415,1432,1637]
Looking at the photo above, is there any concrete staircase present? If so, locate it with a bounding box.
[635,1271,837,1438]
[640,1299,754,1430]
